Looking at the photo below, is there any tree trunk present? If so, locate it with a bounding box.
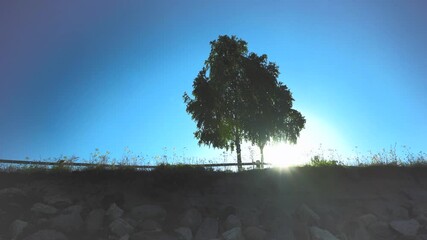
[235,134,242,172]
[260,145,265,169]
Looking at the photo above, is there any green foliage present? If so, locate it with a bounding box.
[242,53,305,165]
[307,155,342,167]
[183,35,305,169]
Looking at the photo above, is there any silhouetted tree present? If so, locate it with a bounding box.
[184,35,305,170]
[242,53,305,167]
[184,35,249,171]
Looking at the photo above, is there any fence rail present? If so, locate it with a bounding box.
[0,158,270,170]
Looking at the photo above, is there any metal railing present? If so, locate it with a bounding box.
[0,158,270,170]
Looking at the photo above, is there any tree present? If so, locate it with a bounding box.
[183,35,249,171]
[242,53,306,167]
[184,35,305,170]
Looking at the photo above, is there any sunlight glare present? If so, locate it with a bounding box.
[264,113,349,168]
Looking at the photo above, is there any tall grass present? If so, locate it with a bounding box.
[1,145,426,172]
[306,144,427,167]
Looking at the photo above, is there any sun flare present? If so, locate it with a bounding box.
[263,113,349,168]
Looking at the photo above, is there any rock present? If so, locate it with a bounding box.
[220,206,237,221]
[194,217,218,240]
[294,204,320,225]
[342,220,370,240]
[270,226,296,240]
[225,215,242,231]
[238,208,259,227]
[174,227,193,240]
[180,208,202,231]
[309,226,339,240]
[0,187,27,201]
[140,219,161,232]
[0,188,28,231]
[31,203,58,215]
[22,229,68,240]
[85,208,105,234]
[259,204,284,230]
[36,218,50,228]
[110,218,135,237]
[102,192,125,210]
[243,226,267,240]
[292,221,310,240]
[358,214,377,227]
[43,194,72,208]
[417,213,427,226]
[120,235,130,240]
[62,205,82,214]
[50,211,83,233]
[131,205,167,222]
[107,203,124,221]
[131,231,177,240]
[10,219,28,239]
[222,227,243,240]
[391,206,409,219]
[416,234,427,240]
[390,219,420,237]
[367,221,396,240]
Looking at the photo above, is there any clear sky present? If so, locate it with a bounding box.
[1,0,426,166]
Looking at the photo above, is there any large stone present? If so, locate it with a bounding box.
[0,187,29,213]
[225,215,241,231]
[50,211,83,233]
[102,192,125,210]
[390,206,409,219]
[194,217,218,240]
[131,231,177,240]
[10,219,29,239]
[180,208,202,231]
[62,205,82,215]
[238,208,259,227]
[416,234,427,240]
[367,221,396,240]
[175,227,193,240]
[294,204,320,225]
[222,227,243,240]
[0,188,27,202]
[390,219,420,237]
[31,203,58,215]
[140,219,161,232]
[43,194,72,208]
[131,205,167,222]
[22,229,68,240]
[120,235,130,240]
[358,214,377,227]
[0,188,28,231]
[309,226,339,240]
[271,226,296,240]
[110,218,135,237]
[85,208,105,234]
[107,203,124,221]
[243,226,267,240]
[342,220,370,240]
[292,221,310,240]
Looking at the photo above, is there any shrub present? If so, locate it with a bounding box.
[308,155,342,167]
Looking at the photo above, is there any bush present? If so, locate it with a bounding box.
[308,155,342,167]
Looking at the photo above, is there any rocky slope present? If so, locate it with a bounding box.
[1,167,427,240]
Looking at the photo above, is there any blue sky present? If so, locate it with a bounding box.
[1,0,426,165]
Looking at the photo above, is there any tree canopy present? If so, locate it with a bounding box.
[183,35,305,170]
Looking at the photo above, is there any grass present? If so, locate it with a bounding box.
[0,146,426,196]
[305,144,427,168]
[1,145,426,175]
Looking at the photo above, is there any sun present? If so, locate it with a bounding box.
[263,113,349,168]
[264,140,311,168]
